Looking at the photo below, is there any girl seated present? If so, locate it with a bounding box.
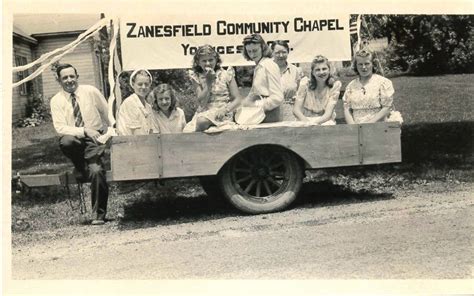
[149,83,186,134]
[343,49,395,124]
[184,45,242,132]
[116,69,159,135]
[293,55,341,125]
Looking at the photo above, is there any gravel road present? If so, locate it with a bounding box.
[12,183,473,280]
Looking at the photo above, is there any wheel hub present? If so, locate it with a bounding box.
[252,165,269,179]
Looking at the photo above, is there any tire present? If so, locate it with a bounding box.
[219,146,303,214]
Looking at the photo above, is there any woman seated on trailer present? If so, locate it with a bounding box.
[183,44,242,132]
[148,83,186,134]
[293,55,341,125]
[343,49,395,124]
[271,40,304,121]
[241,34,284,123]
[116,69,159,135]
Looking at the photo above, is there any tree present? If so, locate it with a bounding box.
[363,15,474,75]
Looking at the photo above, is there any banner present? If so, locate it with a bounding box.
[120,13,351,70]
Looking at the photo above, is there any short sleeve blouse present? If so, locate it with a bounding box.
[296,77,342,116]
[343,74,394,110]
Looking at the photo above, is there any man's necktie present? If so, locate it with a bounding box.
[70,93,84,127]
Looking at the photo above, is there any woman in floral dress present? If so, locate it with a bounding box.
[343,49,394,124]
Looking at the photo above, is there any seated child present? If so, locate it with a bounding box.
[148,83,186,134]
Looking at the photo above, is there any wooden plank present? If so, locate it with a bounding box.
[361,122,402,164]
[109,123,401,181]
[17,171,113,187]
[159,124,361,178]
[111,135,162,181]
[19,174,64,187]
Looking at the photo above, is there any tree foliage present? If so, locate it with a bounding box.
[362,15,474,75]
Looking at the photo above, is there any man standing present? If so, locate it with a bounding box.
[50,63,110,225]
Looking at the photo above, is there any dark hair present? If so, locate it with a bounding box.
[192,45,222,73]
[242,34,273,61]
[351,49,382,75]
[309,55,337,90]
[55,63,78,79]
[150,83,177,112]
[271,40,289,52]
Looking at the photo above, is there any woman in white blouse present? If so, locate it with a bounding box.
[241,34,284,123]
[116,69,159,135]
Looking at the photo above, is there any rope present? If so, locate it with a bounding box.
[13,18,110,73]
[12,23,107,89]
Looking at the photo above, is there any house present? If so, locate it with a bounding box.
[12,14,106,121]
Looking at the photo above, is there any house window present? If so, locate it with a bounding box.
[15,55,29,96]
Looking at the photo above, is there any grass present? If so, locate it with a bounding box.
[10,73,474,238]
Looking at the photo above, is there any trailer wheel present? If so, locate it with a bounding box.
[220,146,303,214]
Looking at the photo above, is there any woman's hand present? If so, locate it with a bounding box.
[242,97,257,107]
[204,67,216,84]
[214,106,227,120]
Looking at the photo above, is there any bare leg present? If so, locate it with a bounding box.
[195,117,215,132]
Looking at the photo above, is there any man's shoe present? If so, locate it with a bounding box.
[91,219,105,225]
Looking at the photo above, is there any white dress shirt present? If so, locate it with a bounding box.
[50,85,109,138]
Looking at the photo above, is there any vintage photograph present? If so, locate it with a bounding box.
[3,0,473,294]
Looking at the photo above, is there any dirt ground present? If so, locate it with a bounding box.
[11,181,473,280]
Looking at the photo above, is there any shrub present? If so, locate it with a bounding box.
[16,93,50,128]
[383,15,474,75]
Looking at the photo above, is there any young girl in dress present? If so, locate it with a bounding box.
[293,55,341,125]
[184,44,242,132]
[116,69,159,135]
[149,83,186,134]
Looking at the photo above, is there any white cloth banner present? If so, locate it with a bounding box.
[120,13,351,70]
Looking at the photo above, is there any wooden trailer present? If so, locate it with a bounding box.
[16,121,401,214]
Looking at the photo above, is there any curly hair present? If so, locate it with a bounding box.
[192,45,222,73]
[309,55,337,90]
[242,34,273,61]
[270,40,289,52]
[149,83,177,113]
[351,49,383,75]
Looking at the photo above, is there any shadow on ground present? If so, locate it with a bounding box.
[402,121,473,165]
[117,179,393,230]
